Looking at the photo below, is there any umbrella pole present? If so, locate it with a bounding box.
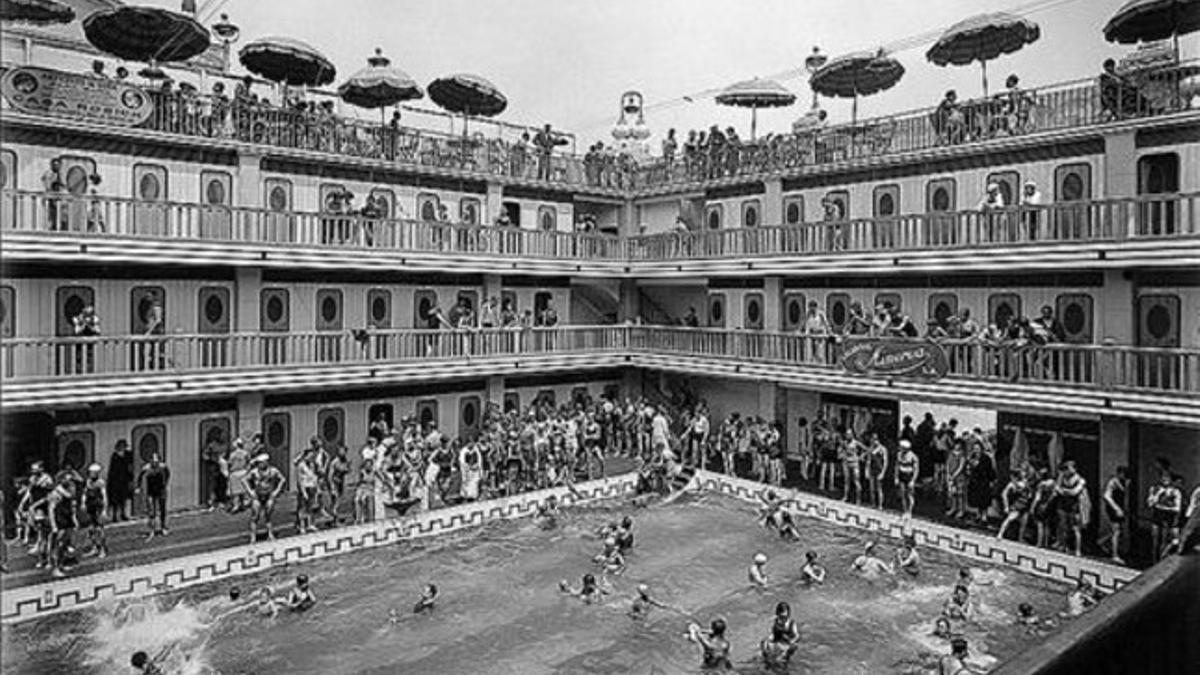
[751,107,757,141]
[981,60,989,97]
[852,95,858,124]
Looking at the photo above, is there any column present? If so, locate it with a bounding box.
[618,278,641,323]
[620,199,638,237]
[234,268,262,333]
[763,178,783,226]
[483,274,503,302]
[485,181,504,224]
[1097,269,1135,344]
[1102,130,1138,199]
[235,152,264,207]
[763,276,782,333]
[757,382,778,423]
[486,375,505,405]
[236,392,264,441]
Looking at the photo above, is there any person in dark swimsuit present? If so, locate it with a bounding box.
[1102,466,1128,564]
[138,453,171,540]
[895,441,919,519]
[82,463,108,558]
[286,574,316,612]
[761,601,800,668]
[689,617,732,670]
[413,583,438,613]
[44,474,77,578]
[997,469,1034,542]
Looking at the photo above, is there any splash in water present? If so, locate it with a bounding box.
[84,597,219,675]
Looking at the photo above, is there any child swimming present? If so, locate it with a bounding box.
[413,583,438,614]
[800,551,826,585]
[748,552,769,587]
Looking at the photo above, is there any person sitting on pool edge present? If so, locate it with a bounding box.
[851,541,894,578]
[800,551,826,585]
[894,536,921,577]
[760,601,800,669]
[748,552,769,587]
[560,573,608,604]
[286,574,316,612]
[687,617,732,670]
[413,583,438,613]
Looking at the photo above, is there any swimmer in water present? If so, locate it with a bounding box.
[628,583,668,620]
[851,542,894,577]
[1060,579,1099,618]
[800,551,826,585]
[894,536,921,577]
[560,573,608,604]
[413,583,438,614]
[748,552,769,587]
[286,574,316,612]
[758,491,800,540]
[536,495,560,526]
[257,586,279,618]
[933,616,954,639]
[942,584,973,622]
[1016,602,1057,633]
[615,516,634,552]
[130,650,164,675]
[939,636,978,674]
[760,601,800,669]
[687,618,732,670]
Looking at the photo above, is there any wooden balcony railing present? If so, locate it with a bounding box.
[3,327,1197,398]
[0,190,624,261]
[626,193,1200,260]
[3,190,1196,264]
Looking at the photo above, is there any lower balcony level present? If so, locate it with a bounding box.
[3,327,1196,425]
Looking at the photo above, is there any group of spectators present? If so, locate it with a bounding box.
[1,391,689,579]
[930,74,1037,146]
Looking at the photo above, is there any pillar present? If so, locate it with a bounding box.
[237,392,264,441]
[1102,130,1138,199]
[622,368,642,399]
[1097,269,1135,344]
[763,178,783,226]
[618,278,641,323]
[486,182,504,224]
[763,276,782,332]
[620,199,638,237]
[486,375,505,405]
[483,274,503,303]
[235,152,263,208]
[757,382,778,423]
[234,268,262,333]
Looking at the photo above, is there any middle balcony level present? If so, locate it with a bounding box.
[2,190,1198,277]
[3,327,1196,426]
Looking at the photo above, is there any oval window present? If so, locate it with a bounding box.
[374,196,390,218]
[371,296,388,322]
[63,439,86,469]
[138,432,159,462]
[932,187,950,212]
[787,300,802,325]
[463,402,477,427]
[322,415,340,443]
[462,202,478,224]
[1146,305,1171,340]
[934,301,953,324]
[540,210,554,231]
[1063,303,1086,335]
[747,299,761,323]
[266,296,285,323]
[785,202,801,225]
[995,302,1015,329]
[64,294,85,324]
[878,192,895,217]
[269,186,288,211]
[66,166,89,195]
[744,206,758,228]
[139,173,161,201]
[204,295,225,324]
[267,420,285,448]
[421,200,437,221]
[1062,173,1084,201]
[707,210,721,230]
[831,300,847,326]
[419,406,434,427]
[418,297,433,320]
[321,295,339,323]
[206,178,226,205]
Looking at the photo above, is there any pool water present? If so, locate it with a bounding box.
[3,493,1073,674]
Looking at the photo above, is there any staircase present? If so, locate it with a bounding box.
[570,283,620,324]
[637,289,676,326]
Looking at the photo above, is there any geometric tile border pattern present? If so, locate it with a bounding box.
[1,474,638,625]
[693,470,1139,594]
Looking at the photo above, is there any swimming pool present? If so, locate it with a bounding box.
[3,492,1072,674]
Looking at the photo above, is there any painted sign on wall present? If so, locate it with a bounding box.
[841,338,950,381]
[1,66,153,127]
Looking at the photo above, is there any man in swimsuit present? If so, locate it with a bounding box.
[866,433,889,509]
[286,574,316,612]
[560,573,608,604]
[413,583,438,613]
[851,541,894,578]
[628,583,668,620]
[761,601,800,668]
[943,584,973,622]
[688,618,732,670]
[997,468,1033,542]
[1101,466,1128,564]
[1147,471,1182,562]
[1053,461,1087,557]
[243,454,285,543]
[800,551,826,585]
[40,473,77,578]
[138,453,171,540]
[894,536,921,576]
[615,515,634,552]
[895,440,919,520]
[81,463,108,558]
[748,552,769,587]
[939,637,976,674]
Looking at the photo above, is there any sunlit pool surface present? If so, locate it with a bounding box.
[3,493,1073,674]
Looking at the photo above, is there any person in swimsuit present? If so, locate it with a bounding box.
[413,583,438,613]
[243,454,285,543]
[688,618,732,670]
[895,440,919,519]
[800,551,826,585]
[997,468,1033,542]
[748,552,769,587]
[894,536,921,577]
[628,583,668,620]
[760,601,800,668]
[1147,472,1183,562]
[939,637,976,674]
[1061,579,1099,618]
[1030,468,1057,549]
[866,433,889,509]
[560,573,608,604]
[138,453,171,540]
[82,463,108,558]
[615,516,634,552]
[130,650,164,675]
[851,541,893,578]
[933,616,954,639]
[758,490,799,539]
[256,586,279,618]
[286,574,316,612]
[1054,461,1087,557]
[942,584,973,622]
[40,473,77,578]
[1102,466,1128,564]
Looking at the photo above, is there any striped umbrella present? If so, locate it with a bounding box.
[0,0,74,25]
[83,5,210,63]
[1104,0,1200,55]
[926,12,1040,96]
[809,50,905,123]
[429,73,507,137]
[715,78,796,139]
[339,48,423,110]
[240,36,336,87]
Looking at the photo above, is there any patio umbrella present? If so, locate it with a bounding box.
[715,77,796,140]
[338,47,423,127]
[1104,0,1200,54]
[428,73,507,136]
[239,36,336,87]
[0,0,74,25]
[809,50,905,122]
[83,5,210,64]
[926,12,1040,96]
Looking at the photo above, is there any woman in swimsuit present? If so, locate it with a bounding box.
[688,618,732,670]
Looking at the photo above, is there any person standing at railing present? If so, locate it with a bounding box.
[71,304,100,374]
[661,128,678,174]
[801,301,831,364]
[978,182,1006,243]
[40,158,63,231]
[1019,180,1045,241]
[996,74,1036,137]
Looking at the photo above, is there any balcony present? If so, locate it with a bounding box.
[634,64,1200,191]
[3,190,1197,276]
[3,327,1196,424]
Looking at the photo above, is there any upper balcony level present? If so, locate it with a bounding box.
[2,327,1196,427]
[3,189,1197,277]
[2,61,1196,198]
